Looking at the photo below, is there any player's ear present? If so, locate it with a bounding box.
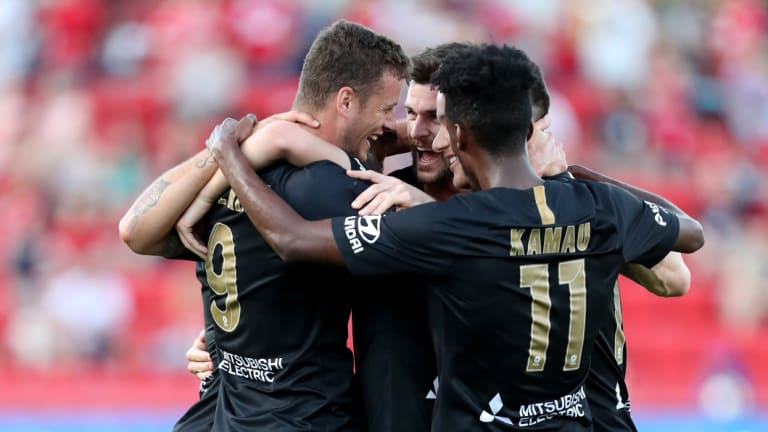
[336,87,356,116]
[526,121,534,141]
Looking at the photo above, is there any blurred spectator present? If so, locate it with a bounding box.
[715,219,768,334]
[0,0,38,87]
[38,231,134,363]
[572,0,658,90]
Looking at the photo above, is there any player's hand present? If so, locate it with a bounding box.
[527,115,567,177]
[186,329,214,381]
[347,170,435,215]
[176,196,213,259]
[206,114,258,156]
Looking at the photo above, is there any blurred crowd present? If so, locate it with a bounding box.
[0,0,766,408]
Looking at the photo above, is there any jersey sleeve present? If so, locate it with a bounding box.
[330,201,460,277]
[279,161,371,219]
[609,186,680,268]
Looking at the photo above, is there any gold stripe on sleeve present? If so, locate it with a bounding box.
[533,185,555,225]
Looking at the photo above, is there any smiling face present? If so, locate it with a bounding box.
[340,72,403,161]
[404,83,452,185]
[433,91,472,190]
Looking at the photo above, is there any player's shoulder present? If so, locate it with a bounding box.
[281,159,372,218]
[274,160,356,190]
[546,176,634,206]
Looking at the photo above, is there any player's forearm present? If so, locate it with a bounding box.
[568,164,705,253]
[620,252,690,297]
[568,164,684,215]
[389,119,411,156]
[212,141,344,265]
[369,120,410,161]
[119,149,218,256]
[242,121,350,170]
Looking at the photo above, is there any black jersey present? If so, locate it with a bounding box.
[172,370,220,432]
[543,175,638,431]
[198,157,369,431]
[172,269,222,432]
[330,179,679,431]
[353,163,435,432]
[352,272,436,432]
[587,281,637,431]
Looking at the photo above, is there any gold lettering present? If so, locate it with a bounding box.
[510,229,526,256]
[527,228,542,255]
[543,227,563,254]
[227,190,236,210]
[577,222,590,251]
[612,282,625,365]
[561,225,576,253]
[217,190,244,212]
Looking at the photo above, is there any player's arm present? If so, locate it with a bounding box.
[387,119,411,155]
[621,252,691,297]
[568,164,704,253]
[365,119,409,168]
[528,116,568,178]
[118,148,221,258]
[206,117,343,265]
[183,120,353,223]
[176,120,354,257]
[118,115,258,258]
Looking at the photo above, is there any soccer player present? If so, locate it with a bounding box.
[374,43,689,431]
[205,43,705,430]
[120,19,410,431]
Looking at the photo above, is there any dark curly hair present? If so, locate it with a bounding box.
[409,42,470,85]
[431,43,536,157]
[412,42,548,122]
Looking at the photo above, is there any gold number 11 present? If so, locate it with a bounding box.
[520,259,586,372]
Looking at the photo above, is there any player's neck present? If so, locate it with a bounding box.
[482,155,543,191]
[302,107,341,147]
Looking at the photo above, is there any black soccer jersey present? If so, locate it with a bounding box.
[172,370,220,432]
[352,273,436,432]
[330,179,680,431]
[172,269,222,432]
[197,157,369,431]
[352,163,436,432]
[544,175,638,431]
[587,281,637,431]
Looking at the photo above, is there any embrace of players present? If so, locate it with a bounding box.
[119,19,704,432]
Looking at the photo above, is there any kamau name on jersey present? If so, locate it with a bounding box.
[510,222,591,257]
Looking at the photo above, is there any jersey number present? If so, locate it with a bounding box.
[520,259,586,372]
[205,223,241,332]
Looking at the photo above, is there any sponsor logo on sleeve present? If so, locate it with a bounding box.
[357,215,381,244]
[342,215,382,254]
[644,201,668,227]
